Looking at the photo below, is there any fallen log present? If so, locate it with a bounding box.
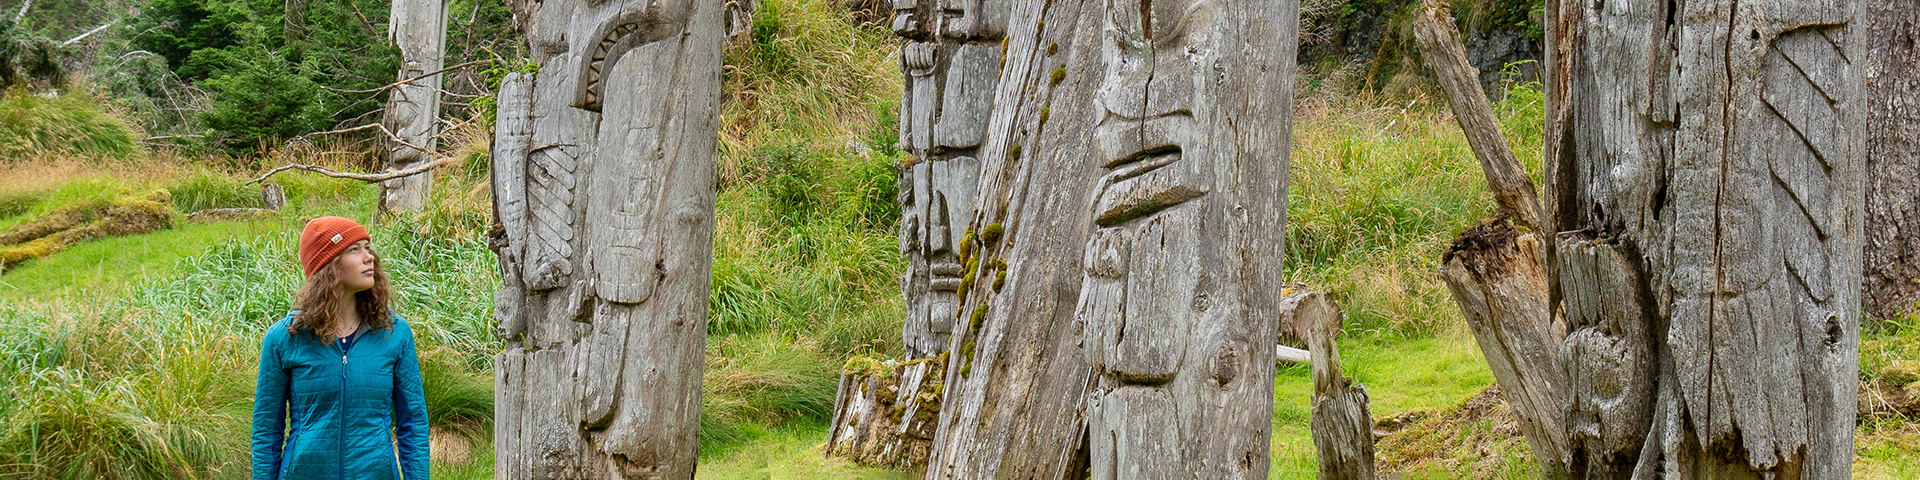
[0,190,175,272]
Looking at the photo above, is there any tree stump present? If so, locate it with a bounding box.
[1437,224,1568,476]
[824,357,945,470]
[1289,289,1376,480]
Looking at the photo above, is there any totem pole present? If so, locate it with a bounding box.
[1547,0,1864,476]
[488,0,725,478]
[819,0,1010,467]
[1074,0,1295,476]
[925,0,1297,475]
[895,0,1006,359]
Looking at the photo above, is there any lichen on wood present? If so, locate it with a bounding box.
[824,356,946,470]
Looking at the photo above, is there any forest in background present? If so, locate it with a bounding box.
[0,0,1914,478]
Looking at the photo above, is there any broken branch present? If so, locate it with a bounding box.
[60,20,116,47]
[1412,0,1546,233]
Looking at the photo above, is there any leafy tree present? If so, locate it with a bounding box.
[130,0,397,152]
[0,18,63,88]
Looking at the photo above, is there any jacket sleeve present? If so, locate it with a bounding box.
[250,329,289,480]
[393,319,432,479]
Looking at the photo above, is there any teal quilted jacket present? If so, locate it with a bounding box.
[251,312,430,480]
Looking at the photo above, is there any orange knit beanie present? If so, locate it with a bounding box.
[299,216,371,277]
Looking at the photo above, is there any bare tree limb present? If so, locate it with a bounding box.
[1275,345,1311,364]
[248,155,460,185]
[251,123,463,186]
[60,20,117,47]
[321,59,491,95]
[348,1,376,36]
[13,0,30,24]
[140,134,205,144]
[114,49,157,63]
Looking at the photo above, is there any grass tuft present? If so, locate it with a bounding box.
[0,88,140,162]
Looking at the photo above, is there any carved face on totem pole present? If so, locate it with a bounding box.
[1077,0,1220,381]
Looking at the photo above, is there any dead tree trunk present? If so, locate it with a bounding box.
[1864,0,1920,321]
[1412,0,1545,233]
[925,0,1298,476]
[1418,2,1569,475]
[378,0,448,216]
[1546,0,1863,476]
[1437,225,1568,476]
[487,1,726,478]
[1291,290,1376,480]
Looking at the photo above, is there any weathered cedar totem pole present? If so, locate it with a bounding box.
[926,0,1297,475]
[822,0,1006,467]
[1549,0,1864,476]
[489,0,724,477]
[1441,0,1865,477]
[894,0,1002,362]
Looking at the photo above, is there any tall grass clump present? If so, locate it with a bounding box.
[1283,83,1545,335]
[0,221,499,477]
[0,89,139,161]
[166,170,264,214]
[698,0,906,453]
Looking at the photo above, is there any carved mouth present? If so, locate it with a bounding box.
[928,262,964,291]
[1105,145,1181,177]
[1092,145,1208,227]
[581,22,641,109]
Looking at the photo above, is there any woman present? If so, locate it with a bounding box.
[251,216,430,479]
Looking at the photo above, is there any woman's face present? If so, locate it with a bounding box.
[336,239,379,293]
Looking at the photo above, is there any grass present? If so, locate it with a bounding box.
[0,0,911,473]
[0,87,140,161]
[0,165,378,302]
[0,0,1914,477]
[0,128,497,476]
[698,420,917,479]
[0,222,499,478]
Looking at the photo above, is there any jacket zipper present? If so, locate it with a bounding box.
[336,336,348,480]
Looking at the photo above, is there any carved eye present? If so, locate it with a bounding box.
[1108,0,1211,50]
[1106,0,1152,51]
